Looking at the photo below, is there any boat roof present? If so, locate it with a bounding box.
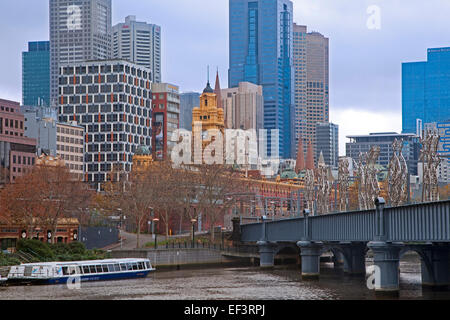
[20,258,149,267]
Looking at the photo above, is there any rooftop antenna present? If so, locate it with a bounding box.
[207,65,210,84]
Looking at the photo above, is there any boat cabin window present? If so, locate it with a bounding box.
[62,267,69,276]
[145,262,150,269]
[83,266,90,274]
[132,263,138,270]
[138,262,144,270]
[102,265,108,273]
[114,264,120,271]
[120,264,127,271]
[127,263,133,271]
[89,266,96,273]
[96,265,103,273]
[107,264,114,272]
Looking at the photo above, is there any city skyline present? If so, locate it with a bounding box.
[1,0,450,155]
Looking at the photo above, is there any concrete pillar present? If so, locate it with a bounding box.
[341,243,366,275]
[333,251,345,268]
[368,241,403,295]
[297,241,323,280]
[257,241,277,269]
[421,245,450,290]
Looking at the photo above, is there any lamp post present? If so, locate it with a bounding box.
[153,218,159,249]
[191,218,197,248]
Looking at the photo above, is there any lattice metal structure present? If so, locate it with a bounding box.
[356,146,381,210]
[316,161,333,215]
[388,139,408,207]
[420,130,442,202]
[338,157,350,212]
[304,169,315,214]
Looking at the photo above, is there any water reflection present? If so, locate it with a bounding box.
[0,254,448,300]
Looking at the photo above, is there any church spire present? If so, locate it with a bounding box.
[214,68,223,109]
[306,139,315,170]
[295,137,305,173]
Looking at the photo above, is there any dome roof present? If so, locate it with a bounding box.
[203,81,214,94]
[135,145,151,156]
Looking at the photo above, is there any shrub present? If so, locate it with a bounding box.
[17,239,55,261]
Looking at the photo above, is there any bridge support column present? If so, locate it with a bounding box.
[333,251,344,268]
[340,243,366,275]
[257,241,277,269]
[421,245,450,290]
[368,241,403,296]
[297,241,323,280]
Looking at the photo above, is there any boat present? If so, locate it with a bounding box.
[6,258,155,285]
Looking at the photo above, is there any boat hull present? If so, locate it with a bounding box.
[6,270,153,286]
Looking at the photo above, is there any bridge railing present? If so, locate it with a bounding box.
[310,209,376,242]
[386,200,450,242]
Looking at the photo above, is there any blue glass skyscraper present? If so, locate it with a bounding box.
[402,47,450,134]
[229,0,294,159]
[22,41,50,107]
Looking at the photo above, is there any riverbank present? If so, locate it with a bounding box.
[0,239,110,267]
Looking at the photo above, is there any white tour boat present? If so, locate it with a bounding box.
[6,258,155,285]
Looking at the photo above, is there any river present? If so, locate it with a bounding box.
[0,254,449,300]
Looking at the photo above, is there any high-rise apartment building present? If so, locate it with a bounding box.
[113,15,161,83]
[57,60,152,190]
[180,92,200,131]
[151,83,180,160]
[23,106,57,157]
[315,122,338,169]
[22,41,51,107]
[0,99,37,183]
[229,0,294,159]
[221,82,263,131]
[402,47,450,134]
[293,24,329,163]
[49,0,112,104]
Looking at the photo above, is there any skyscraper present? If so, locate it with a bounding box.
[315,122,338,169]
[293,24,329,163]
[179,92,200,131]
[402,47,450,134]
[113,15,162,83]
[49,0,112,104]
[22,41,50,107]
[221,82,263,131]
[229,0,294,159]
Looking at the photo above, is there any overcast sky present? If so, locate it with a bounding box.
[0,0,449,155]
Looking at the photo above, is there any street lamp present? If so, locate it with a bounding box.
[221,227,226,249]
[153,218,159,249]
[191,218,197,248]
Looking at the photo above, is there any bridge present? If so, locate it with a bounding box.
[235,198,450,294]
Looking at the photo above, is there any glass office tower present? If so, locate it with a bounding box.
[22,41,50,107]
[229,0,294,159]
[402,47,450,134]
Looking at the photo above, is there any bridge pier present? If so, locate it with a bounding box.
[421,245,450,290]
[368,241,404,296]
[257,241,278,269]
[297,241,323,280]
[339,242,366,275]
[332,251,345,268]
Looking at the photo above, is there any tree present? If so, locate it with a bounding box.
[0,165,92,242]
[194,164,243,242]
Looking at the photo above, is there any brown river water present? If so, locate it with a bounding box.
[0,254,449,300]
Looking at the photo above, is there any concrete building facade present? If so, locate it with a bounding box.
[293,24,329,162]
[49,0,112,103]
[57,60,152,190]
[221,82,263,131]
[113,15,161,83]
[151,83,180,161]
[57,122,85,181]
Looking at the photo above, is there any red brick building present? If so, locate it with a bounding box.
[0,99,37,183]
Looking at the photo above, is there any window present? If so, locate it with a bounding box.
[102,265,108,273]
[89,266,96,273]
[120,264,127,271]
[145,262,150,269]
[114,264,120,272]
[107,264,114,272]
[132,263,138,270]
[96,265,103,273]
